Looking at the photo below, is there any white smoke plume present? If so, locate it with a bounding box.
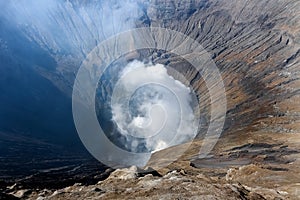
[0,0,143,57]
[111,60,198,153]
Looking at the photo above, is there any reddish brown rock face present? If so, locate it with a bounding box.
[143,0,300,136]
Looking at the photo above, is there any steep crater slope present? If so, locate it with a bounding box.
[144,0,300,135]
[64,0,300,154]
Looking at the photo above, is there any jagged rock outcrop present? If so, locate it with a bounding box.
[10,166,289,200]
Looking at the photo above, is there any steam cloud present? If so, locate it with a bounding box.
[111,60,198,153]
[0,0,143,57]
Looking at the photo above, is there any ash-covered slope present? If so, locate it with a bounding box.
[146,0,300,135]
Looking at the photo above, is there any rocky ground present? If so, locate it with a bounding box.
[1,129,299,199]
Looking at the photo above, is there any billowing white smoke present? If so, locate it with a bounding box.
[1,0,143,57]
[111,60,198,153]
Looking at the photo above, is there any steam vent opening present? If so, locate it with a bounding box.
[0,0,299,199]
